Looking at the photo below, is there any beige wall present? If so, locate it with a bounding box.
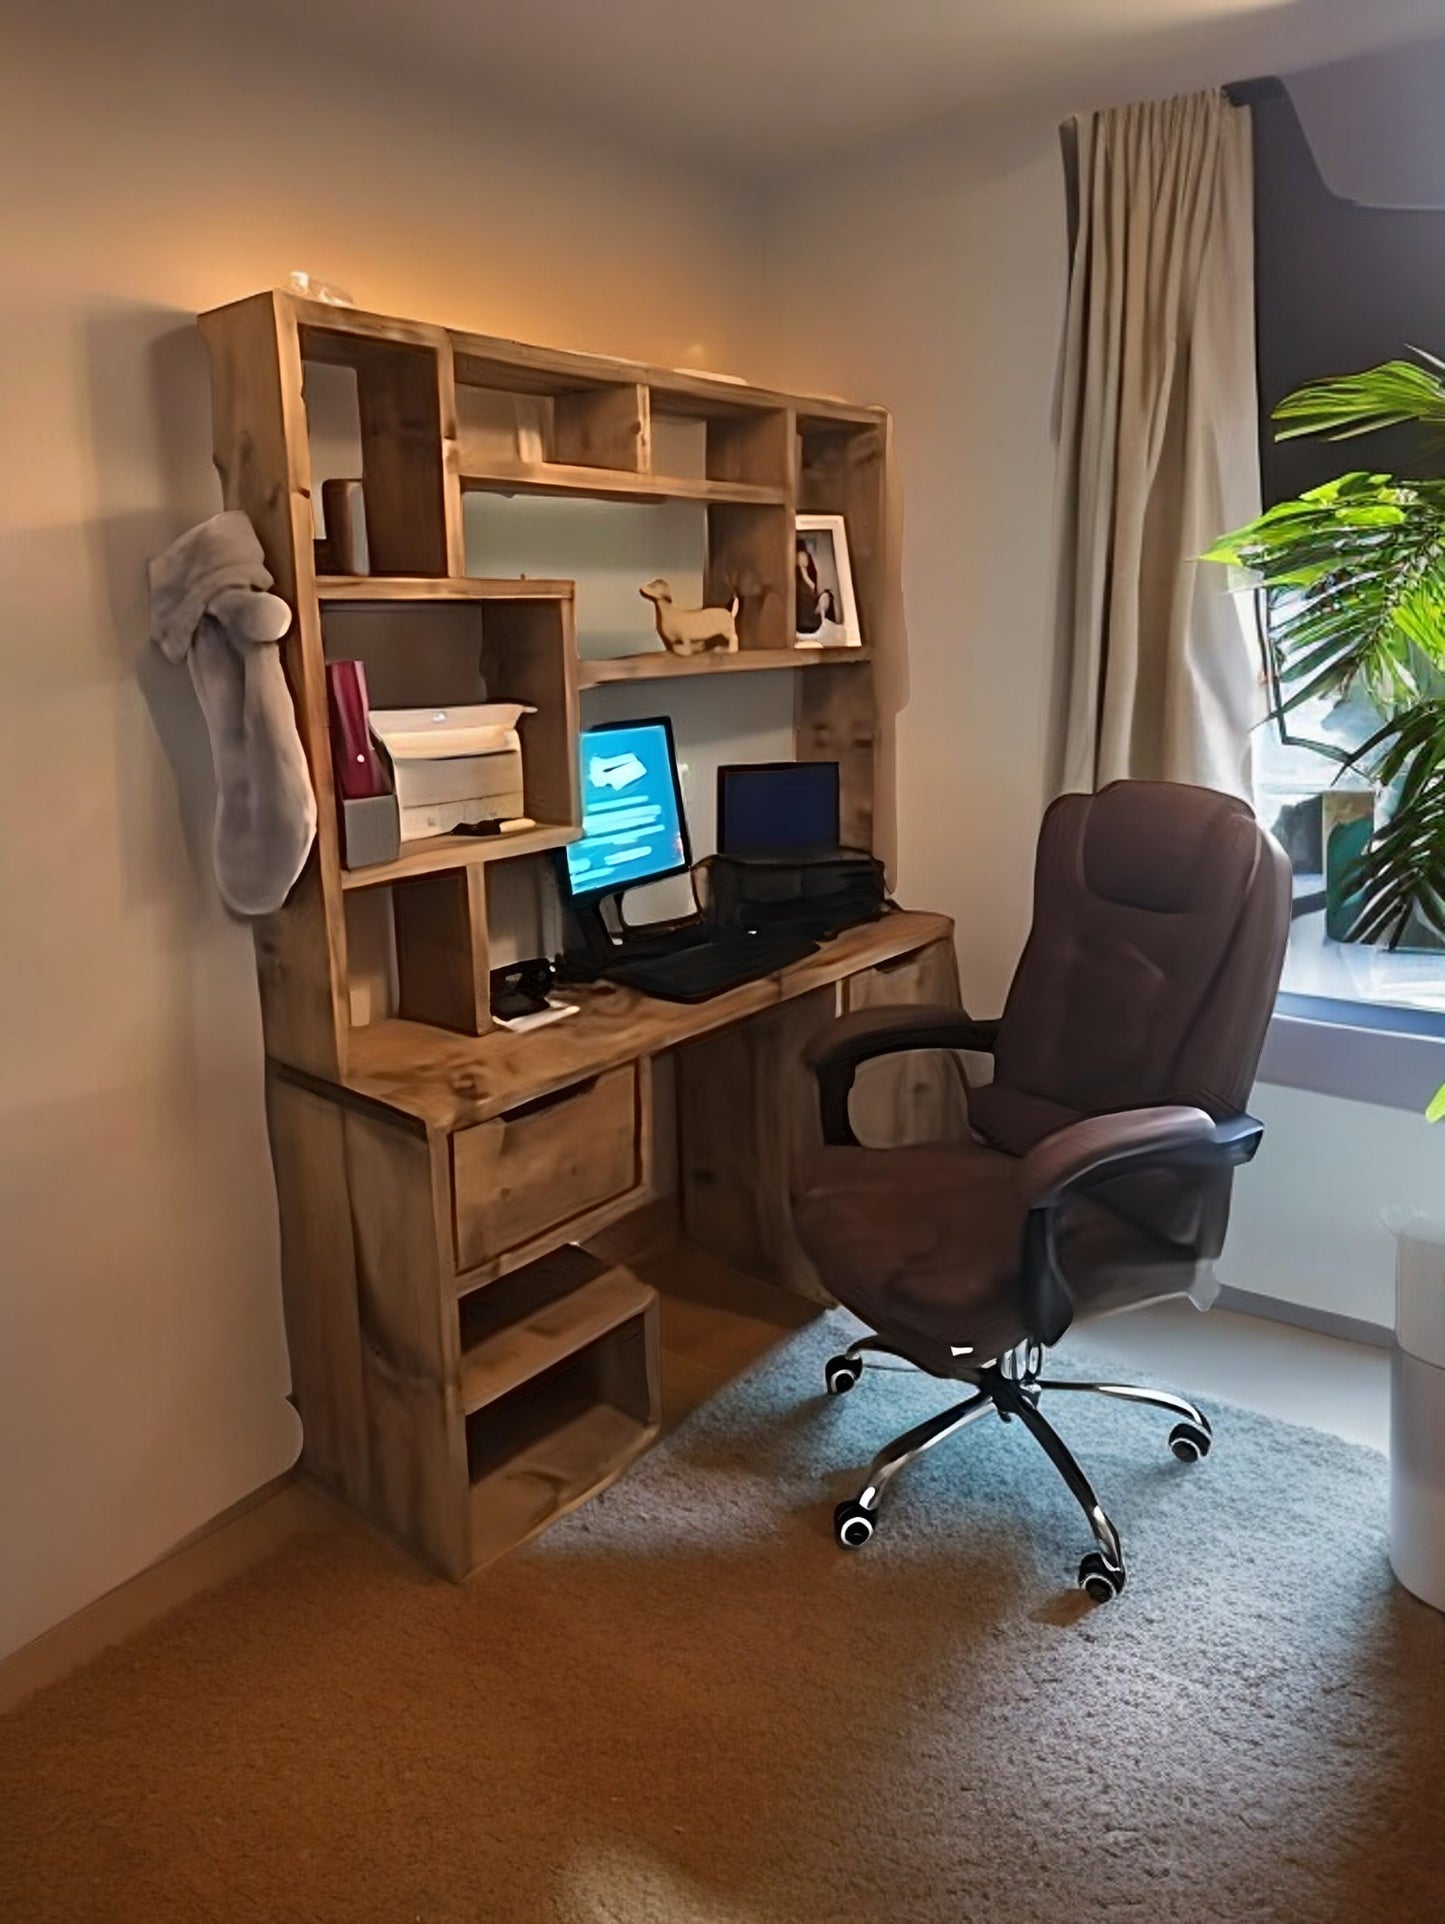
[0,17,760,1660]
[757,120,1068,1013]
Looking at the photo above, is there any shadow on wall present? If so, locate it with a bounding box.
[83,302,227,922]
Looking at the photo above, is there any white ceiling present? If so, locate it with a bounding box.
[274,0,1445,179]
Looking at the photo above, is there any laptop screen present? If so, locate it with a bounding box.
[717,761,841,857]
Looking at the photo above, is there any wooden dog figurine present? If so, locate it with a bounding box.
[640,577,740,656]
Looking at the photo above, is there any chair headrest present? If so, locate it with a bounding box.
[1080,781,1254,915]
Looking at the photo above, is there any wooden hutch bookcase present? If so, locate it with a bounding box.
[199,288,962,1578]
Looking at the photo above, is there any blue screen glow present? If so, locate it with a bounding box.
[564,722,688,899]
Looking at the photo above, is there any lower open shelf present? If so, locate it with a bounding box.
[461,1247,661,1570]
[469,1403,654,1569]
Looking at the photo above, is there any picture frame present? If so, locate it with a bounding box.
[794,514,863,649]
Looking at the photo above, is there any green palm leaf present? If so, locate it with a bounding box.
[1205,348,1445,949]
[1273,352,1445,443]
[1341,698,1445,945]
[1206,473,1445,709]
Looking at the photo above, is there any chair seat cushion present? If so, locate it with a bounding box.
[792,1137,1204,1367]
[792,1140,1033,1366]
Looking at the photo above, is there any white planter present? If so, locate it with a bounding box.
[1389,1221,1445,1613]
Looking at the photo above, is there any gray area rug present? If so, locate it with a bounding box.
[3,1311,1442,1924]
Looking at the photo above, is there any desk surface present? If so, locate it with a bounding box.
[314,908,953,1133]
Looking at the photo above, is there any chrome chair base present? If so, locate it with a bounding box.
[826,1341,1212,1602]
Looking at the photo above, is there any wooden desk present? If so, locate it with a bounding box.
[265,909,964,1577]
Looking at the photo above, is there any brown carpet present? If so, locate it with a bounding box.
[3,1312,1443,1924]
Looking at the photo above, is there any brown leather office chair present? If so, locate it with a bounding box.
[792,780,1291,1601]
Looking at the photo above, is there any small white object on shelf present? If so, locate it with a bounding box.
[493,997,582,1035]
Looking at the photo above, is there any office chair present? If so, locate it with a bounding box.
[791,780,1291,1601]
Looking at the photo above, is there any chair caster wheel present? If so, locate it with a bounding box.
[1169,1419,1212,1463]
[834,1500,875,1549]
[1078,1552,1126,1603]
[825,1355,863,1395]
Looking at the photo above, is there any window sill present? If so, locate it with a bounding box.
[1260,993,1445,1113]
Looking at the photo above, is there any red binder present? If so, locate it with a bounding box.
[326,659,391,800]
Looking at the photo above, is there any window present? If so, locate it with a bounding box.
[1252,598,1445,1019]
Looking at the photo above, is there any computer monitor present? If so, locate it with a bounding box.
[717,760,841,858]
[563,717,692,905]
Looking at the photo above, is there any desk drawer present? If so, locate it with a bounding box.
[451,1066,642,1273]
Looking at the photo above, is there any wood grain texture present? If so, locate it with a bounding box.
[200,292,350,1077]
[339,821,580,893]
[794,419,888,855]
[264,1075,370,1505]
[451,1064,643,1273]
[578,646,868,686]
[317,576,574,604]
[798,420,889,649]
[706,407,794,491]
[341,912,954,1130]
[343,1108,471,1575]
[478,597,581,833]
[393,868,490,1036]
[705,502,792,651]
[459,1264,655,1415]
[353,339,454,577]
[467,1399,655,1572]
[678,986,839,1303]
[843,937,970,1147]
[319,479,366,576]
[435,334,467,577]
[460,462,784,507]
[795,659,878,853]
[552,383,651,472]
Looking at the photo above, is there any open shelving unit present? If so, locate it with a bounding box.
[200,288,890,1074]
[198,288,903,1579]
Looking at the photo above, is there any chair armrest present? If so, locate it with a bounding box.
[805,1006,1000,1146]
[1016,1106,1266,1346]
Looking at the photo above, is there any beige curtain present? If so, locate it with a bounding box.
[1054,90,1264,798]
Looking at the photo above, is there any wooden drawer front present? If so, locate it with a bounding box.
[452,1066,641,1273]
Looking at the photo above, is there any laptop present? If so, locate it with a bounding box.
[715,761,842,861]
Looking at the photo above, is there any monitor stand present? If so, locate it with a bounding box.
[562,888,709,981]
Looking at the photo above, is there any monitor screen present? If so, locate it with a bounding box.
[717,761,841,857]
[563,718,691,901]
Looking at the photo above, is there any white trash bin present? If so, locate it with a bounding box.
[1390,1221,1445,1613]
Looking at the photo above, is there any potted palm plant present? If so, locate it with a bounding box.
[1207,351,1445,948]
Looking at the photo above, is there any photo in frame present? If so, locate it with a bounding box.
[794,514,862,648]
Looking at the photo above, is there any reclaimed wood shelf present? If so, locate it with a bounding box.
[199,288,911,1584]
[318,575,573,603]
[468,1402,654,1570]
[334,910,954,1129]
[578,646,869,686]
[460,463,787,507]
[462,1245,660,1570]
[340,819,577,891]
[459,1265,655,1414]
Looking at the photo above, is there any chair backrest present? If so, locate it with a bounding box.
[968,781,1291,1159]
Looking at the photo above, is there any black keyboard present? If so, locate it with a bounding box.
[602,926,820,1002]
